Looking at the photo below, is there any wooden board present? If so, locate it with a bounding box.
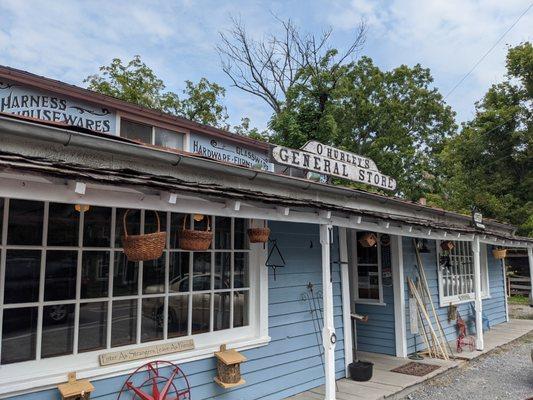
[99,339,194,366]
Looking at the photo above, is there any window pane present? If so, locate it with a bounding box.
[121,119,152,144]
[116,208,140,248]
[113,252,138,296]
[41,304,74,358]
[170,213,186,249]
[168,295,188,338]
[0,198,4,243]
[141,297,164,343]
[1,307,38,364]
[154,127,184,150]
[214,292,231,331]
[357,232,378,264]
[143,255,166,294]
[234,218,248,249]
[215,252,231,289]
[145,210,166,239]
[215,217,231,249]
[8,199,43,245]
[234,253,249,288]
[48,202,79,246]
[112,299,137,347]
[78,302,107,353]
[83,206,111,247]
[169,252,189,292]
[4,250,41,303]
[234,291,249,328]
[192,293,210,334]
[193,252,211,291]
[81,251,109,298]
[358,264,380,300]
[44,251,78,301]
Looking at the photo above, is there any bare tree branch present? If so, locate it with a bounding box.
[217,15,366,114]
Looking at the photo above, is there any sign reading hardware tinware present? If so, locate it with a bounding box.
[272,141,397,190]
[99,339,195,366]
[0,80,116,133]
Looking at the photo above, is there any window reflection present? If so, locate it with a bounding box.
[113,252,138,296]
[81,251,109,298]
[112,300,137,347]
[193,252,211,291]
[234,218,248,249]
[168,295,188,338]
[234,253,249,288]
[1,307,38,364]
[41,304,75,358]
[192,293,210,334]
[78,302,107,352]
[48,202,79,246]
[44,251,78,301]
[215,217,231,249]
[8,199,43,245]
[234,291,249,328]
[141,297,164,343]
[169,252,189,292]
[83,206,111,247]
[214,292,231,331]
[215,252,231,289]
[4,250,41,303]
[143,255,165,294]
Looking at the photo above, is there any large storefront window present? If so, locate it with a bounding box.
[0,199,251,365]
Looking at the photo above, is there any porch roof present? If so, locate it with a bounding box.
[0,113,531,247]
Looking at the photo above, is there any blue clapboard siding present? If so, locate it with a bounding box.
[354,279,396,355]
[11,222,345,400]
[403,238,507,355]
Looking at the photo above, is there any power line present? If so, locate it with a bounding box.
[444,3,532,100]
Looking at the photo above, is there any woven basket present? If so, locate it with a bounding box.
[247,220,270,243]
[492,248,507,259]
[122,210,166,262]
[179,215,213,250]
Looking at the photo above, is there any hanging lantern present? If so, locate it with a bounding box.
[193,213,205,222]
[74,204,90,213]
[359,232,377,248]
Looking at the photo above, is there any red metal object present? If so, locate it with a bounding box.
[456,313,475,353]
[117,361,191,400]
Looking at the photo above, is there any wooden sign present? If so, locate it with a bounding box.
[99,339,195,366]
[301,141,378,171]
[272,144,397,191]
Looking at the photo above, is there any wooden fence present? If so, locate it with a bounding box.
[509,276,531,295]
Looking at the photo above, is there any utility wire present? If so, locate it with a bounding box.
[444,3,532,100]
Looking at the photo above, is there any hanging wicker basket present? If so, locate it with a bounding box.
[492,248,507,259]
[179,215,213,250]
[122,210,166,262]
[247,220,270,243]
[440,240,455,252]
[359,232,377,248]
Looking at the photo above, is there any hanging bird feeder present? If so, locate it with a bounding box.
[214,344,247,389]
[57,372,94,400]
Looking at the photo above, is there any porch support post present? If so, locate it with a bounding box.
[527,246,533,300]
[320,224,336,400]
[339,227,353,376]
[472,236,484,350]
[391,235,407,357]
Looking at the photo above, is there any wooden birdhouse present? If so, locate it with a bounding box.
[57,372,94,400]
[214,344,247,389]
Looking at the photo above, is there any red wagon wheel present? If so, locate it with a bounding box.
[117,360,191,400]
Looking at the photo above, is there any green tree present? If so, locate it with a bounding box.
[438,42,532,236]
[270,56,456,199]
[85,55,228,128]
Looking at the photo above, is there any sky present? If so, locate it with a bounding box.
[0,0,531,131]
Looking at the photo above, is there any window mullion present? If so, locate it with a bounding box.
[35,201,49,360]
[107,208,116,349]
[0,198,9,361]
[209,216,215,332]
[73,210,84,355]
[163,212,170,341]
[137,210,145,344]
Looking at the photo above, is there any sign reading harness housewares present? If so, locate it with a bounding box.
[272,141,397,190]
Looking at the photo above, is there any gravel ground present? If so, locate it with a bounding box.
[401,332,533,400]
[510,304,533,320]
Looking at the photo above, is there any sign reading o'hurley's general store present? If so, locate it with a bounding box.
[272,141,397,191]
[0,80,116,133]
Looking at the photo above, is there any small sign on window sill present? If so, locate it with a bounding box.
[99,339,195,366]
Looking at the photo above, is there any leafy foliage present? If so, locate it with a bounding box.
[85,55,228,128]
[270,56,456,199]
[437,42,532,236]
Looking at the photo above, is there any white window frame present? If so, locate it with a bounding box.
[437,240,490,307]
[349,230,385,306]
[119,118,186,150]
[0,198,269,396]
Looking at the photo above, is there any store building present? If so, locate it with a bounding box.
[0,65,532,400]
